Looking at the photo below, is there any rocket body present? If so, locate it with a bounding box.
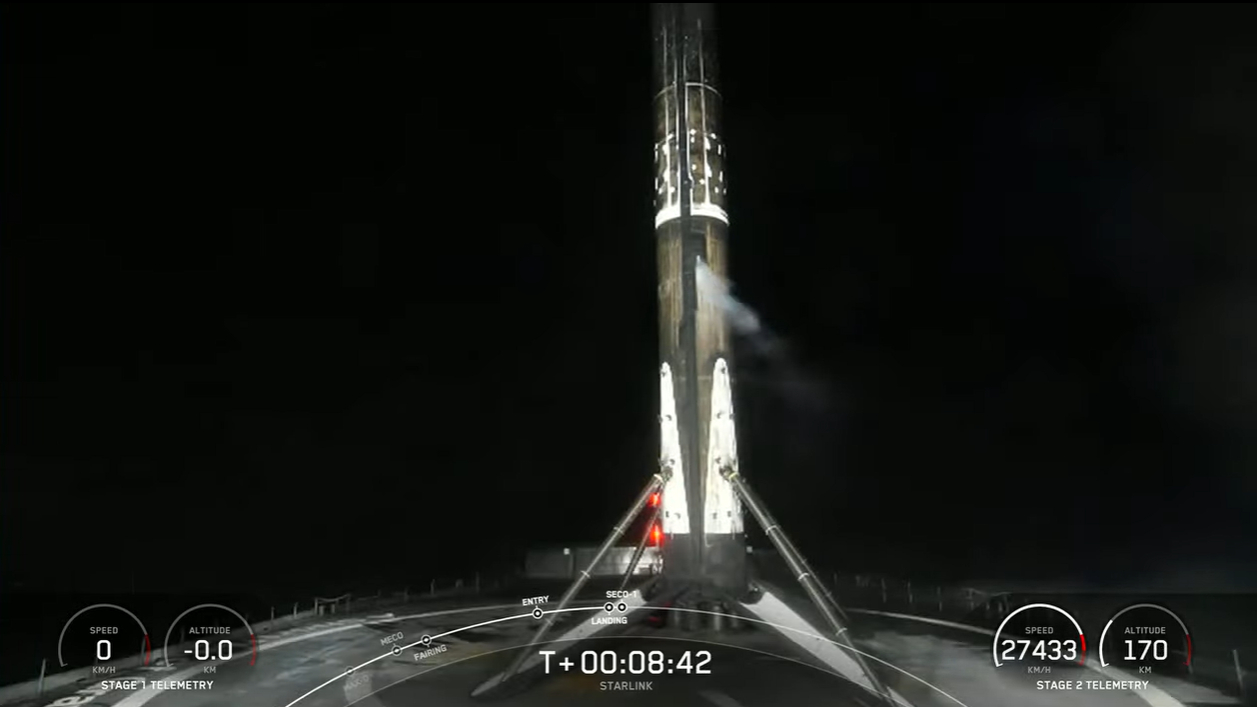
[652,3,746,593]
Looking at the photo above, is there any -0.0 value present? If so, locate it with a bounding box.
[185,639,233,661]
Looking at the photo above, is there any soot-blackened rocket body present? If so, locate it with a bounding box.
[653,3,746,592]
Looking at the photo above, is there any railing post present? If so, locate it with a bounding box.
[880,577,887,604]
[937,586,943,613]
[1235,649,1246,698]
[430,579,436,596]
[907,581,913,606]
[37,658,46,697]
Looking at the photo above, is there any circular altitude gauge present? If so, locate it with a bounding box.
[992,603,1086,668]
[162,604,257,668]
[1099,604,1191,670]
[57,604,151,669]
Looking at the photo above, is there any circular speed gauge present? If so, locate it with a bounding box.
[992,603,1086,669]
[1099,604,1191,672]
[57,604,151,669]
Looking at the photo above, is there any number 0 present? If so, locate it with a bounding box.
[96,640,111,661]
[218,639,233,660]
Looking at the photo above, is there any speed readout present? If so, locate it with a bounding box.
[999,627,1079,662]
[992,603,1087,668]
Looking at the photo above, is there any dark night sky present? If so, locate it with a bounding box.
[3,3,1256,596]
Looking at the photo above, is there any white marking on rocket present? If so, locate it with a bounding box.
[659,363,691,535]
[703,357,744,535]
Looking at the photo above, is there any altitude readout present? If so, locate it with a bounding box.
[161,603,258,668]
[1099,604,1191,672]
[992,603,1086,669]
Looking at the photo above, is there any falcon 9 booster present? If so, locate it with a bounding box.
[652,3,747,593]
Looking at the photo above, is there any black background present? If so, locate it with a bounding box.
[4,3,1256,597]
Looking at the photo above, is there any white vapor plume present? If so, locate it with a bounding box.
[694,258,847,483]
[695,257,784,358]
[696,257,762,335]
[694,257,829,412]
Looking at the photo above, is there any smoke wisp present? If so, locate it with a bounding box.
[695,258,783,358]
[694,258,831,413]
